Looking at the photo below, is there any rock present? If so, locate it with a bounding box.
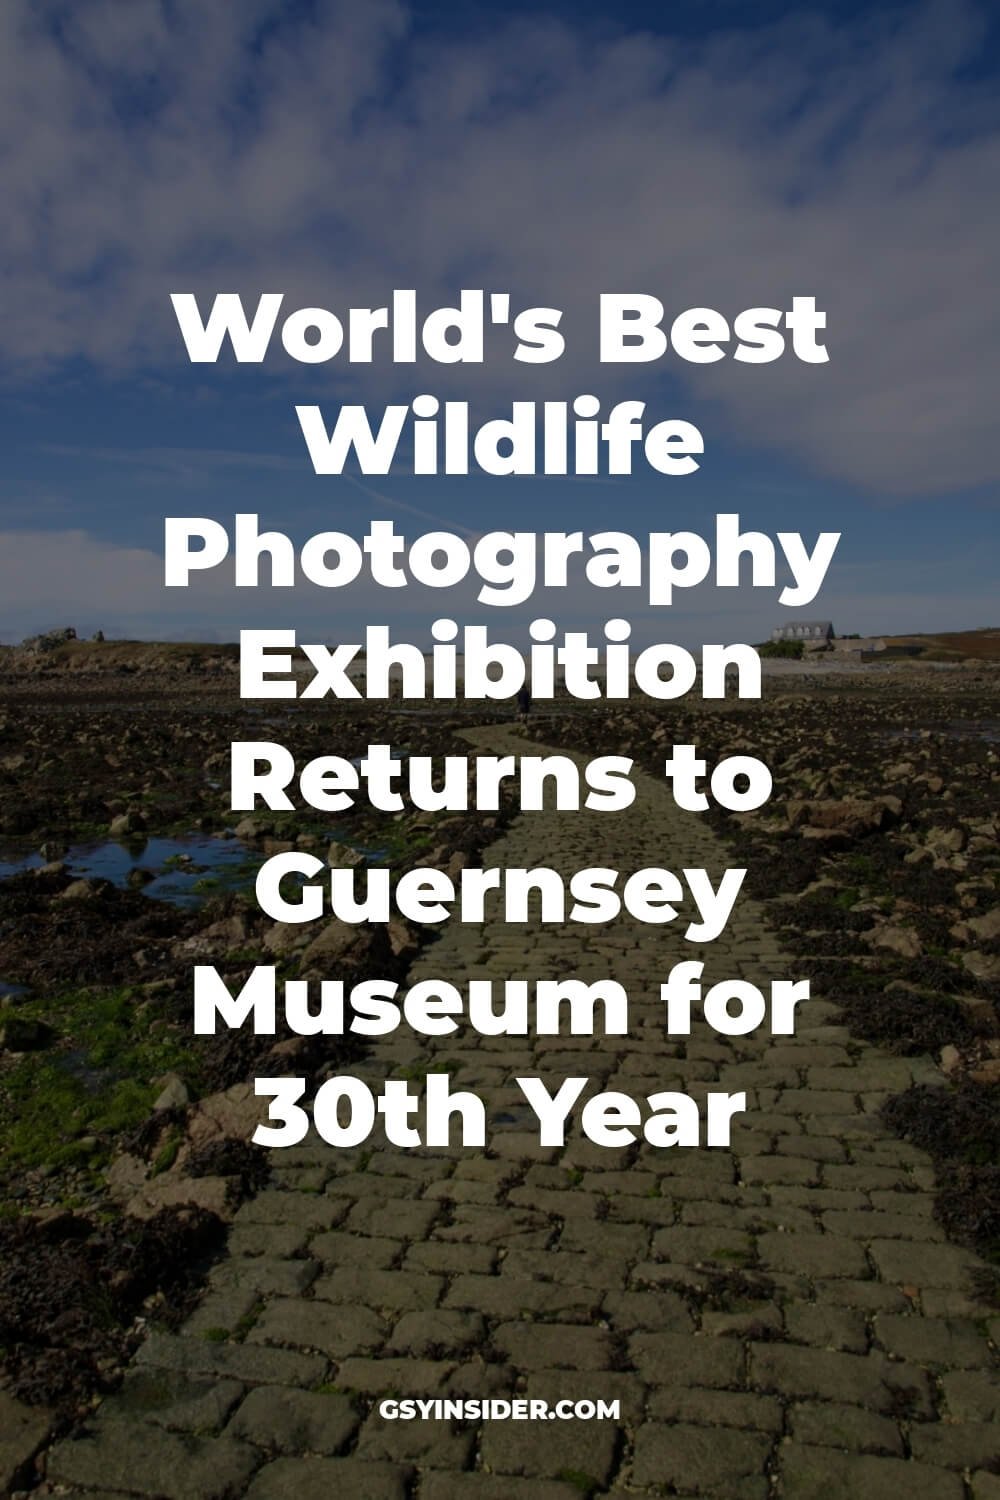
[153,1072,190,1112]
[106,1152,152,1205]
[787,796,901,840]
[0,1391,54,1495]
[110,809,146,837]
[262,921,310,957]
[963,951,1000,982]
[866,924,923,958]
[969,1059,1000,1085]
[925,824,966,853]
[57,877,98,899]
[262,837,295,855]
[234,815,274,839]
[326,841,365,869]
[940,1044,962,1075]
[967,906,1000,943]
[0,1015,54,1051]
[126,1174,232,1220]
[182,1083,268,1156]
[388,918,419,959]
[299,919,376,970]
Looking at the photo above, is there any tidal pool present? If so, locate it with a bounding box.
[0,834,259,908]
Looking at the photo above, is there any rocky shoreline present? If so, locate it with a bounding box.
[1,662,998,1487]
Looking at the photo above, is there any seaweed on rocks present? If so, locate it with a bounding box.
[882,1082,1000,1259]
[0,1205,226,1414]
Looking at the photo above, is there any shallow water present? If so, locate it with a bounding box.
[0,833,258,908]
[883,720,1000,745]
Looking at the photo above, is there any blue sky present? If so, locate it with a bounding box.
[1,0,998,644]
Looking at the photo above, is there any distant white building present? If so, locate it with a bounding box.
[771,621,834,643]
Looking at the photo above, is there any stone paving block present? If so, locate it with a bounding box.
[405,1241,497,1275]
[46,1423,260,1500]
[756,1231,869,1279]
[492,1322,612,1371]
[750,1344,934,1416]
[312,1267,444,1311]
[355,1414,475,1468]
[823,1210,945,1241]
[651,1226,756,1266]
[420,1476,585,1500]
[326,1172,422,1201]
[629,1332,743,1388]
[868,1239,982,1288]
[443,1273,599,1320]
[507,1186,600,1219]
[788,1401,903,1454]
[909,1422,1000,1470]
[602,1288,693,1332]
[388,1309,485,1356]
[647,1387,783,1432]
[783,1304,868,1352]
[424,1177,502,1205]
[227,1223,311,1258]
[770,1186,870,1212]
[227,1386,359,1455]
[557,1218,650,1260]
[234,1189,346,1230]
[309,1231,401,1268]
[102,1370,245,1434]
[775,1135,847,1163]
[135,1331,328,1387]
[631,1422,771,1496]
[777,1444,964,1499]
[248,1296,386,1357]
[433,1206,551,1246]
[346,1197,442,1238]
[334,1357,457,1396]
[741,1156,819,1186]
[503,1248,627,1290]
[873,1313,994,1367]
[701,1302,783,1338]
[480,1418,618,1485]
[210,1255,318,1297]
[244,1456,411,1500]
[0,1391,53,1495]
[525,1368,647,1424]
[940,1369,1000,1422]
[825,1165,911,1191]
[181,1285,261,1337]
[812,1278,909,1312]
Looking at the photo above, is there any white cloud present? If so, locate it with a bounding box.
[1,525,991,646]
[1,1,998,496]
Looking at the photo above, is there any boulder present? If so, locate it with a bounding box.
[299,918,377,970]
[967,906,1000,943]
[110,809,146,837]
[787,796,901,840]
[153,1072,190,1112]
[866,924,923,959]
[126,1174,232,1220]
[963,951,1000,982]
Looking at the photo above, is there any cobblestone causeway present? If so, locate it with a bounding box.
[43,726,1000,1499]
